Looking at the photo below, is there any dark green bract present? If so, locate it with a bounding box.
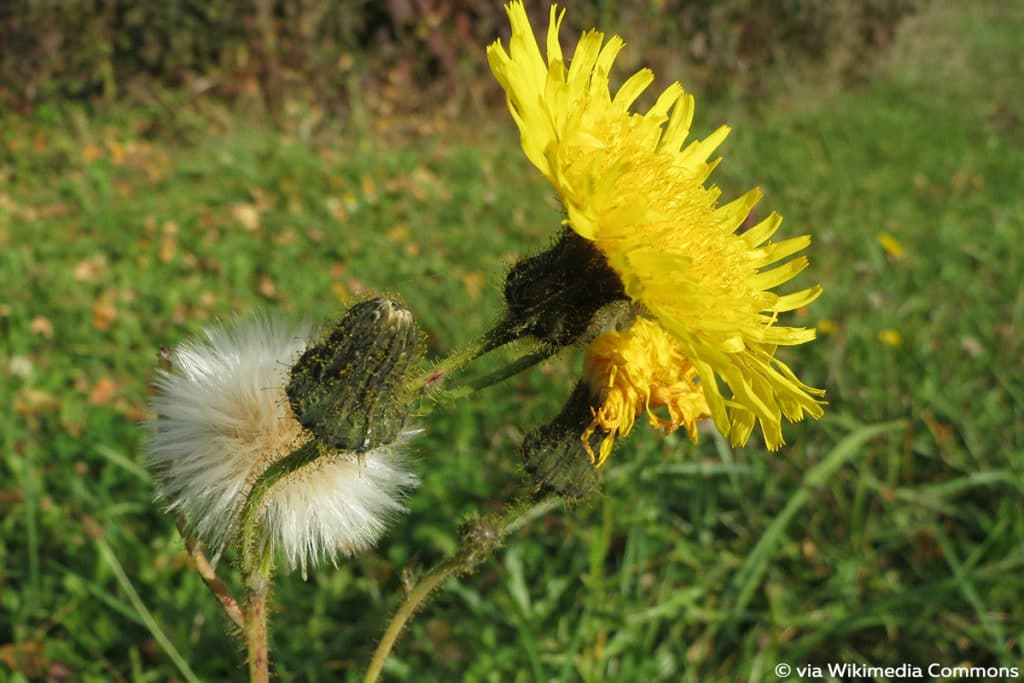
[522,381,603,502]
[501,229,626,347]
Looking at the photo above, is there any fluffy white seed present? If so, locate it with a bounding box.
[146,315,419,575]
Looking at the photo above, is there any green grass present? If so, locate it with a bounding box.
[2,2,1023,681]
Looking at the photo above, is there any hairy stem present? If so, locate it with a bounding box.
[362,497,559,683]
[411,320,523,393]
[238,439,322,575]
[244,569,271,683]
[417,342,554,417]
[173,515,244,630]
[464,345,554,392]
[362,554,463,683]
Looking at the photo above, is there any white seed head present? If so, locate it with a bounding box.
[146,314,419,574]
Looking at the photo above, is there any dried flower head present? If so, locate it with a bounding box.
[147,311,419,575]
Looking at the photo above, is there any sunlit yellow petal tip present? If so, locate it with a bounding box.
[491,4,825,452]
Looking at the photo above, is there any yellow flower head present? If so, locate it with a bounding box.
[489,2,825,450]
[583,318,710,466]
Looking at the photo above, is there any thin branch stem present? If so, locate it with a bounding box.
[417,342,554,418]
[362,497,559,683]
[411,319,522,393]
[362,555,463,683]
[173,515,245,630]
[464,345,554,392]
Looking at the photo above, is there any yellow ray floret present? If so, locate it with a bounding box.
[583,318,712,466]
[489,2,825,449]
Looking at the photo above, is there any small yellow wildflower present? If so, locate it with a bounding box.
[583,318,710,466]
[489,2,825,450]
[879,329,903,347]
[817,320,839,336]
[877,232,906,260]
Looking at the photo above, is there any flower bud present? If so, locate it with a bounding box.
[522,381,603,502]
[287,298,420,452]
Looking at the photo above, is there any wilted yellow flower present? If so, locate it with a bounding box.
[583,318,710,466]
[489,2,825,449]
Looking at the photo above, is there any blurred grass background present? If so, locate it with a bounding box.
[2,0,1023,681]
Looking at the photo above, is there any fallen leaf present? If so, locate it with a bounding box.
[921,411,954,448]
[80,143,103,163]
[360,175,378,203]
[108,141,125,165]
[325,196,347,221]
[118,403,150,421]
[73,255,107,282]
[0,640,46,678]
[89,377,118,405]
[14,389,59,417]
[257,274,277,299]
[158,235,176,263]
[92,293,117,331]
[29,316,53,338]
[231,203,261,231]
[960,336,984,358]
[387,223,411,243]
[461,271,485,300]
[0,490,26,504]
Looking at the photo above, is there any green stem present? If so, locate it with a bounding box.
[416,342,555,416]
[362,554,463,683]
[244,569,271,683]
[238,439,323,575]
[362,497,559,683]
[411,320,522,392]
[464,345,554,392]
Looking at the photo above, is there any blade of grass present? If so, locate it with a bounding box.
[930,522,1009,663]
[82,516,202,683]
[95,445,151,483]
[728,420,907,619]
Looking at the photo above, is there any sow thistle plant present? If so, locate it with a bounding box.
[145,3,824,680]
